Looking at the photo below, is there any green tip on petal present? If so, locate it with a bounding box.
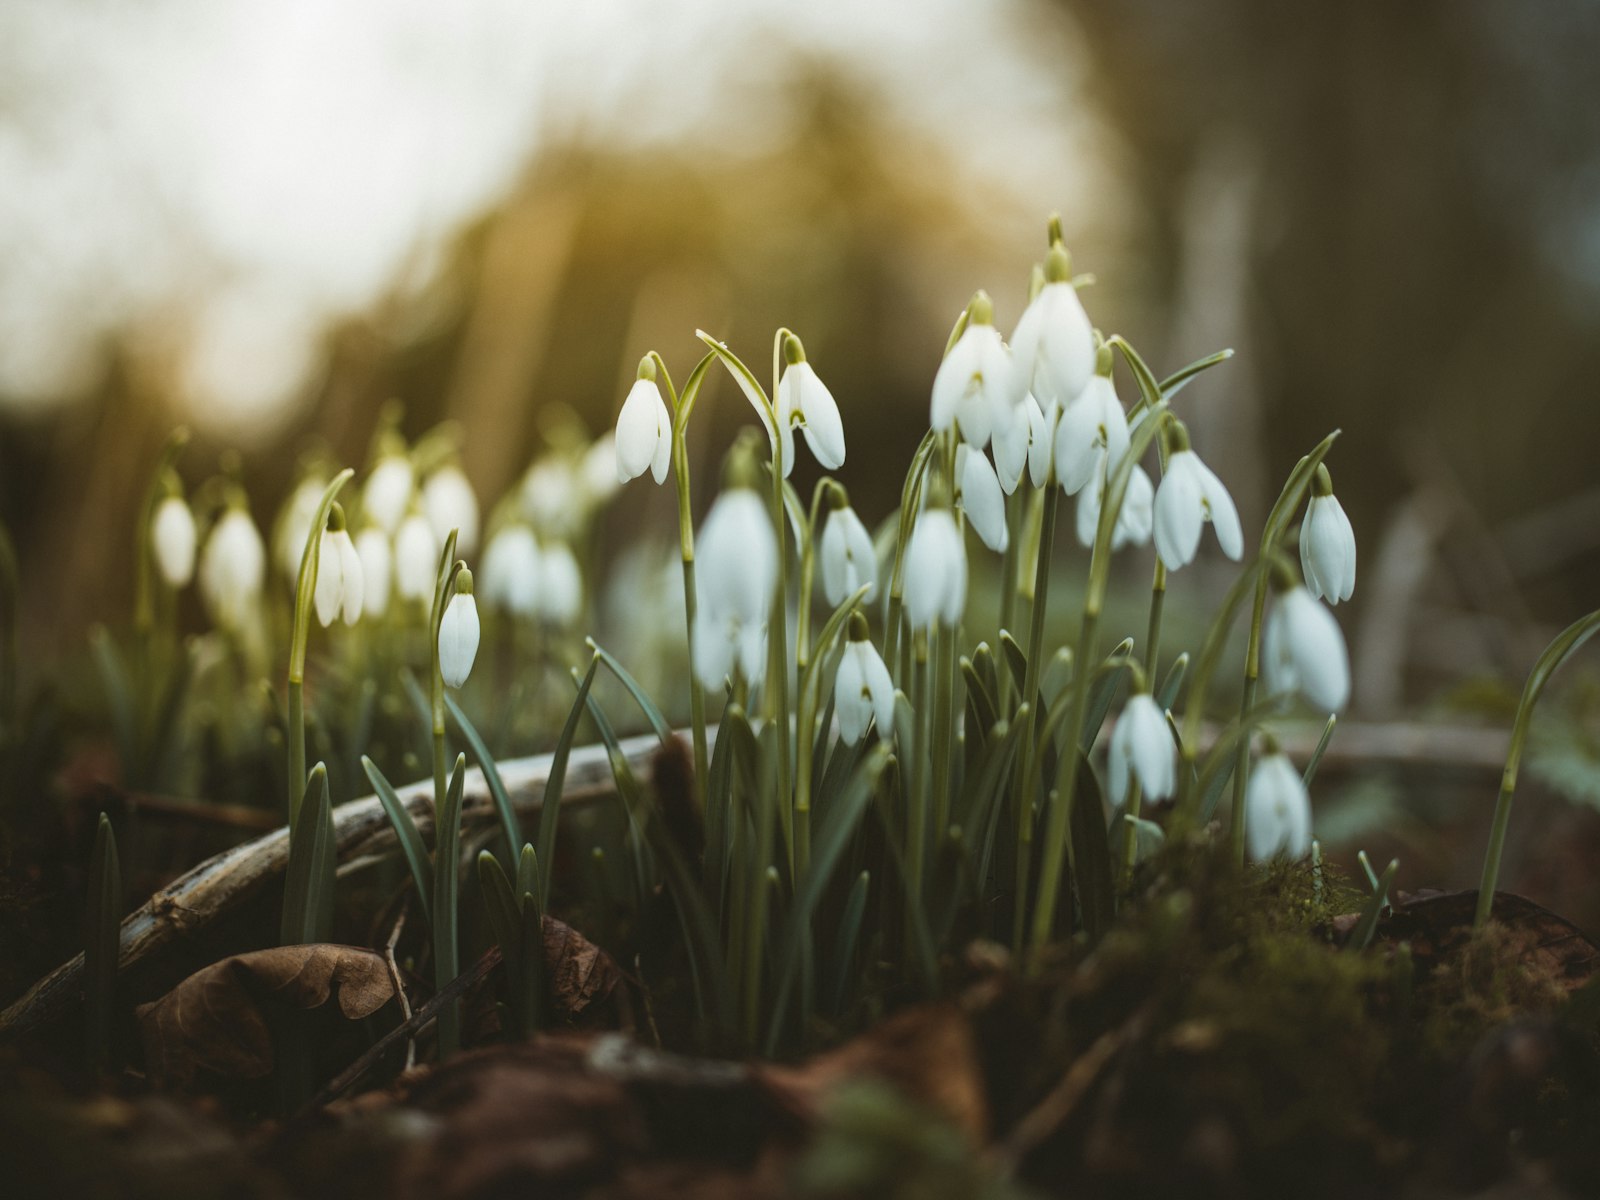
[722,428,766,491]
[1163,419,1191,456]
[455,565,474,595]
[825,480,850,510]
[1047,212,1064,247]
[783,332,806,365]
[1268,557,1299,595]
[636,354,657,382]
[1312,463,1334,497]
[848,609,870,642]
[923,467,954,511]
[1095,340,1115,377]
[967,290,994,327]
[326,501,348,532]
[1044,241,1072,284]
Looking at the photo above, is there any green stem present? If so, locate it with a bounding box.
[768,445,794,876]
[1121,779,1144,888]
[1145,561,1167,676]
[1229,560,1272,865]
[930,622,957,857]
[906,632,930,960]
[674,459,709,812]
[1011,480,1058,949]
[999,490,1021,698]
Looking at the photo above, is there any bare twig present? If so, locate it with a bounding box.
[384,906,415,1072]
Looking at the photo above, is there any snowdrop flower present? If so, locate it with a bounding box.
[394,512,438,604]
[1076,463,1154,551]
[1264,580,1350,712]
[994,393,1053,493]
[1054,351,1129,497]
[1300,465,1356,605]
[354,527,392,619]
[481,523,541,617]
[1009,237,1096,408]
[580,433,621,511]
[835,612,895,745]
[777,334,845,475]
[903,486,967,630]
[615,360,674,485]
[422,464,479,556]
[276,475,327,582]
[1152,425,1243,570]
[535,541,583,626]
[521,457,580,538]
[1245,746,1312,861]
[930,292,1018,451]
[819,492,877,605]
[312,514,364,628]
[362,454,414,535]
[437,570,480,689]
[1108,691,1175,807]
[199,505,265,630]
[956,444,1008,553]
[151,495,196,588]
[692,484,776,691]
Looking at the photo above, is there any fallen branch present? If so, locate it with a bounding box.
[0,729,672,1037]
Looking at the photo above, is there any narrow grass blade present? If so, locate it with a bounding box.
[362,755,434,924]
[1302,714,1338,789]
[1157,348,1234,401]
[537,656,599,910]
[1156,652,1189,712]
[1066,752,1115,943]
[432,754,468,1057]
[1345,858,1398,952]
[446,693,521,861]
[587,638,673,743]
[280,764,333,945]
[827,870,870,1016]
[84,813,121,1072]
[90,627,136,780]
[477,850,520,967]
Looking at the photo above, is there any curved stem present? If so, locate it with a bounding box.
[1011,480,1058,949]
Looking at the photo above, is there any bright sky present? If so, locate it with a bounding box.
[0,0,1111,439]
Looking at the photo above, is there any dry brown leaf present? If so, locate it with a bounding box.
[136,944,395,1088]
[543,914,622,1018]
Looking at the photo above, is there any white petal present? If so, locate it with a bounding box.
[1196,458,1244,560]
[422,467,480,556]
[1246,753,1312,861]
[1075,477,1102,549]
[1027,397,1056,488]
[151,497,197,588]
[1116,465,1155,549]
[395,515,439,602]
[438,594,481,688]
[737,620,767,691]
[1284,588,1350,712]
[835,647,869,744]
[785,362,846,470]
[313,530,340,626]
[536,542,583,625]
[1011,284,1095,407]
[1302,494,1356,604]
[336,532,364,625]
[904,509,966,629]
[616,378,671,484]
[355,529,392,618]
[698,489,777,627]
[820,507,877,605]
[692,606,733,691]
[362,457,414,534]
[993,404,1030,495]
[1154,453,1204,570]
[958,448,1009,553]
[862,642,896,737]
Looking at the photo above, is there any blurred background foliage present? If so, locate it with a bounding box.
[2,0,1600,934]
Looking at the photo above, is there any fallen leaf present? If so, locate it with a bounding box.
[136,944,395,1088]
[543,914,623,1018]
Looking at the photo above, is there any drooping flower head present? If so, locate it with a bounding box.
[931,291,1018,451]
[535,541,584,627]
[481,522,541,618]
[312,503,364,628]
[1108,689,1175,807]
[151,491,197,589]
[903,471,967,630]
[1263,564,1351,713]
[438,567,480,689]
[1010,225,1097,410]
[693,439,777,691]
[1245,739,1313,862]
[777,333,845,477]
[422,463,480,557]
[394,511,439,605]
[362,452,414,537]
[1300,464,1356,605]
[200,501,265,631]
[1077,462,1154,552]
[1054,341,1130,497]
[819,484,878,605]
[615,355,673,486]
[835,611,896,746]
[1152,421,1243,570]
[354,526,393,619]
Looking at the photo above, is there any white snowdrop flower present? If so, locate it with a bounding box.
[276,476,326,582]
[835,615,896,745]
[394,513,439,604]
[1009,240,1096,407]
[437,573,480,689]
[992,397,1033,495]
[151,495,196,588]
[481,524,541,618]
[312,524,364,627]
[615,367,674,485]
[535,541,583,626]
[693,487,777,690]
[1054,369,1130,497]
[1300,466,1356,605]
[956,444,1008,554]
[362,455,414,535]
[1152,432,1243,570]
[1076,463,1154,551]
[1264,583,1351,713]
[777,338,845,475]
[903,503,967,630]
[354,527,392,619]
[422,465,480,556]
[930,294,1017,451]
[580,433,621,510]
[819,499,878,605]
[199,506,265,630]
[1246,749,1312,862]
[522,457,581,540]
[1108,692,1175,807]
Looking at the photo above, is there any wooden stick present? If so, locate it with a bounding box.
[0,730,671,1037]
